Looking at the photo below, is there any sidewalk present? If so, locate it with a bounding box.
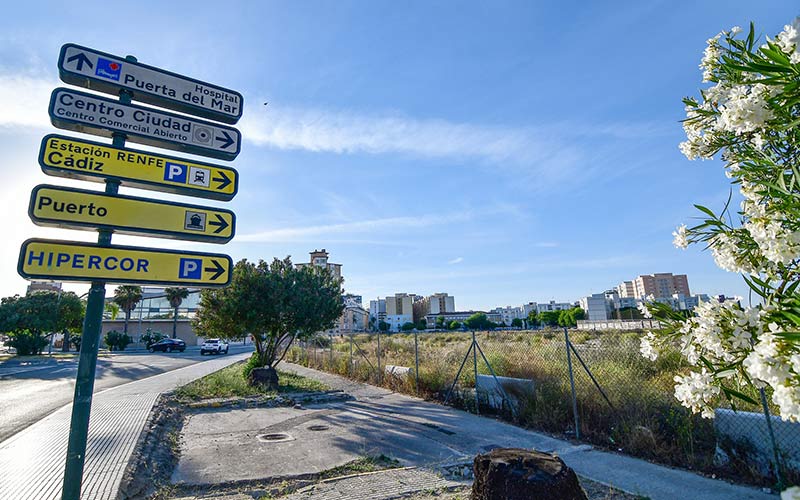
[272,363,777,500]
[0,352,250,500]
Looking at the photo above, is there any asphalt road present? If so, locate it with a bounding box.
[0,345,253,443]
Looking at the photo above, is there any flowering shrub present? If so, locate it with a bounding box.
[641,20,800,424]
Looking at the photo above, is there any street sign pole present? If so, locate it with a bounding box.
[61,57,135,500]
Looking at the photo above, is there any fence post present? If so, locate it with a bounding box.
[414,329,420,394]
[377,330,382,384]
[473,330,479,415]
[564,327,580,439]
[349,334,354,376]
[759,387,785,488]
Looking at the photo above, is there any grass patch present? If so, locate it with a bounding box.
[318,454,401,479]
[174,361,329,401]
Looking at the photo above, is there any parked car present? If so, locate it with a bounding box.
[148,338,186,353]
[200,338,229,355]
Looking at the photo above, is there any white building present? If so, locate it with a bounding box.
[491,306,525,326]
[369,299,386,328]
[385,293,416,331]
[537,301,573,313]
[579,294,608,321]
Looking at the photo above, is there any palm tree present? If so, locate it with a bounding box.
[164,287,189,339]
[113,285,143,335]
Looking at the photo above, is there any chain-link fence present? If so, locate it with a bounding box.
[287,328,798,487]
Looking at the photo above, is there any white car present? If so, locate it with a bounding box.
[200,338,229,355]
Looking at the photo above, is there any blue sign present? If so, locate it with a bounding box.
[164,162,188,183]
[95,57,122,81]
[178,258,202,279]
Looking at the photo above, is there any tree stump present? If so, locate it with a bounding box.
[472,448,587,500]
[248,366,279,391]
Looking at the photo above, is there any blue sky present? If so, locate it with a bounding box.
[0,1,795,310]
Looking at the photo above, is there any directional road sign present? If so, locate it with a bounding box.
[18,239,232,286]
[29,184,235,243]
[58,43,243,124]
[39,134,238,201]
[49,88,241,161]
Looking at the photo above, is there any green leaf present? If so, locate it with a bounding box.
[722,386,759,406]
[693,204,718,219]
[771,331,800,341]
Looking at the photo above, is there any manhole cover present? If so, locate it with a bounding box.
[257,432,293,443]
[308,425,329,431]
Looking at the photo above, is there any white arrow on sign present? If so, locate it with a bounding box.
[48,88,241,161]
[58,43,243,124]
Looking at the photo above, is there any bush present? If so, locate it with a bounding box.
[140,329,165,348]
[104,330,131,351]
[7,329,48,355]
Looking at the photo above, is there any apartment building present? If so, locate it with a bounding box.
[579,294,608,321]
[619,273,690,300]
[491,306,525,325]
[412,293,456,323]
[537,300,573,313]
[296,249,342,280]
[369,299,386,326]
[385,293,416,331]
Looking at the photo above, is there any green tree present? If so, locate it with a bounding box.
[465,313,489,330]
[104,330,132,351]
[0,292,84,355]
[112,286,143,335]
[104,302,119,320]
[415,319,427,330]
[194,257,344,385]
[527,311,539,329]
[435,316,445,329]
[164,287,190,339]
[378,320,390,332]
[511,318,523,329]
[448,320,461,330]
[538,310,560,327]
[401,322,415,331]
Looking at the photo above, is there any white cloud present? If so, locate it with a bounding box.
[448,257,464,265]
[0,75,56,129]
[237,212,470,243]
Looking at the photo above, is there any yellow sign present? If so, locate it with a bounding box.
[38,134,238,201]
[29,184,234,243]
[18,239,231,286]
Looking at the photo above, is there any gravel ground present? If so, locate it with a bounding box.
[401,476,645,500]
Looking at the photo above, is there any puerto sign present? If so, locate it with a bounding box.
[49,88,241,161]
[39,134,238,200]
[58,43,243,124]
[29,185,235,243]
[19,239,232,286]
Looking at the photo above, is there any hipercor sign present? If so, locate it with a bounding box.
[39,134,238,201]
[58,43,243,124]
[19,239,232,286]
[29,184,235,243]
[48,88,241,161]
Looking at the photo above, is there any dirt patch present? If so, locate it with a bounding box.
[118,394,185,500]
[402,477,644,500]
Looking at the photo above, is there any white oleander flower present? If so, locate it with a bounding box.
[672,224,689,249]
[730,26,742,36]
[716,84,774,135]
[775,18,800,64]
[640,332,658,361]
[674,369,720,418]
[782,486,800,500]
[700,33,723,82]
[772,384,800,422]
[710,233,757,274]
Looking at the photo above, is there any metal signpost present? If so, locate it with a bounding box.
[16,44,243,500]
[39,134,238,200]
[29,185,235,242]
[49,88,242,160]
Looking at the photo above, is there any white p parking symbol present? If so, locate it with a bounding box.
[178,258,202,279]
[164,162,188,183]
